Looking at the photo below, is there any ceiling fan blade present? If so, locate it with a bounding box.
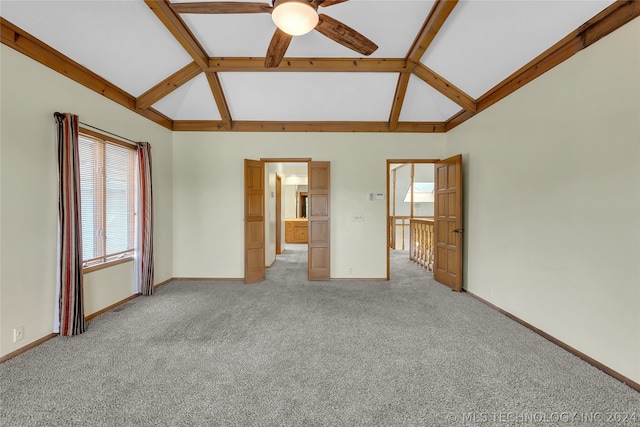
[317,0,349,7]
[170,2,272,14]
[265,28,293,68]
[315,14,378,56]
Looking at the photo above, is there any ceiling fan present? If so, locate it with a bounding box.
[169,0,378,68]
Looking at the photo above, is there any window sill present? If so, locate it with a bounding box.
[83,257,133,274]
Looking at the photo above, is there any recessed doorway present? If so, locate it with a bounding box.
[244,158,332,283]
[387,160,436,280]
[386,156,464,291]
[264,161,309,268]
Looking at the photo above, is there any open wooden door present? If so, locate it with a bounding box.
[308,161,330,280]
[244,159,265,284]
[434,155,463,291]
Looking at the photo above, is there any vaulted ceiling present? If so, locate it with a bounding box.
[1,0,638,133]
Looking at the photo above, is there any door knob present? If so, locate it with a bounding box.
[452,228,464,233]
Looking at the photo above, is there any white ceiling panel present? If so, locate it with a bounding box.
[0,0,193,97]
[288,0,435,58]
[0,0,620,128]
[152,73,222,120]
[179,13,276,57]
[218,72,398,121]
[174,0,434,58]
[400,75,462,122]
[421,0,617,99]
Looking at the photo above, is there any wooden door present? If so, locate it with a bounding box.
[308,161,330,280]
[434,155,463,291]
[244,159,265,284]
[276,173,282,255]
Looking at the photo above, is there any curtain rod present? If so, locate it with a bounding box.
[79,121,138,146]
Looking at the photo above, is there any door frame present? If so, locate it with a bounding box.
[385,159,440,280]
[275,173,283,255]
[298,192,309,218]
[245,158,311,282]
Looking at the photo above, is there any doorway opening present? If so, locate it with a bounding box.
[264,160,310,274]
[245,158,331,283]
[386,156,464,291]
[386,160,437,280]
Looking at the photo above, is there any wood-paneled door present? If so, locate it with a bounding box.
[308,161,330,280]
[244,159,265,284]
[434,155,463,291]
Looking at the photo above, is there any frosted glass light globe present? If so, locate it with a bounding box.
[272,0,319,36]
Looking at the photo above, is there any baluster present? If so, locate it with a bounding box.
[416,221,420,261]
[416,221,420,262]
[420,222,426,267]
[428,221,434,271]
[419,223,425,268]
[425,223,430,268]
[422,223,427,268]
[415,222,419,262]
[409,220,414,260]
[408,220,437,272]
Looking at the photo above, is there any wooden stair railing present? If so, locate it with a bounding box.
[409,219,435,271]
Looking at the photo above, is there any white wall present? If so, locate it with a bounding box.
[0,45,173,357]
[445,19,640,383]
[172,133,446,279]
[3,14,637,385]
[393,165,411,217]
[83,262,134,316]
[283,185,297,220]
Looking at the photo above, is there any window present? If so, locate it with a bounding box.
[78,130,136,269]
[403,182,434,203]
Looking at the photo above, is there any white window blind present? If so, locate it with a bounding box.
[78,133,136,267]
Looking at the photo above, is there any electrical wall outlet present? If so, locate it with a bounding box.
[13,326,24,342]
[347,267,353,275]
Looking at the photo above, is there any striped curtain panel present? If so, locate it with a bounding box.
[54,112,86,336]
[135,142,154,296]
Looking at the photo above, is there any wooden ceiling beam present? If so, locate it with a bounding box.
[582,0,640,47]
[144,0,209,69]
[138,108,175,130]
[413,63,476,113]
[444,109,474,132]
[389,73,411,132]
[406,0,458,68]
[205,72,233,131]
[169,2,272,14]
[173,121,446,133]
[401,0,471,125]
[1,18,132,111]
[208,57,407,72]
[4,0,637,134]
[144,1,232,125]
[0,18,173,130]
[136,62,202,110]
